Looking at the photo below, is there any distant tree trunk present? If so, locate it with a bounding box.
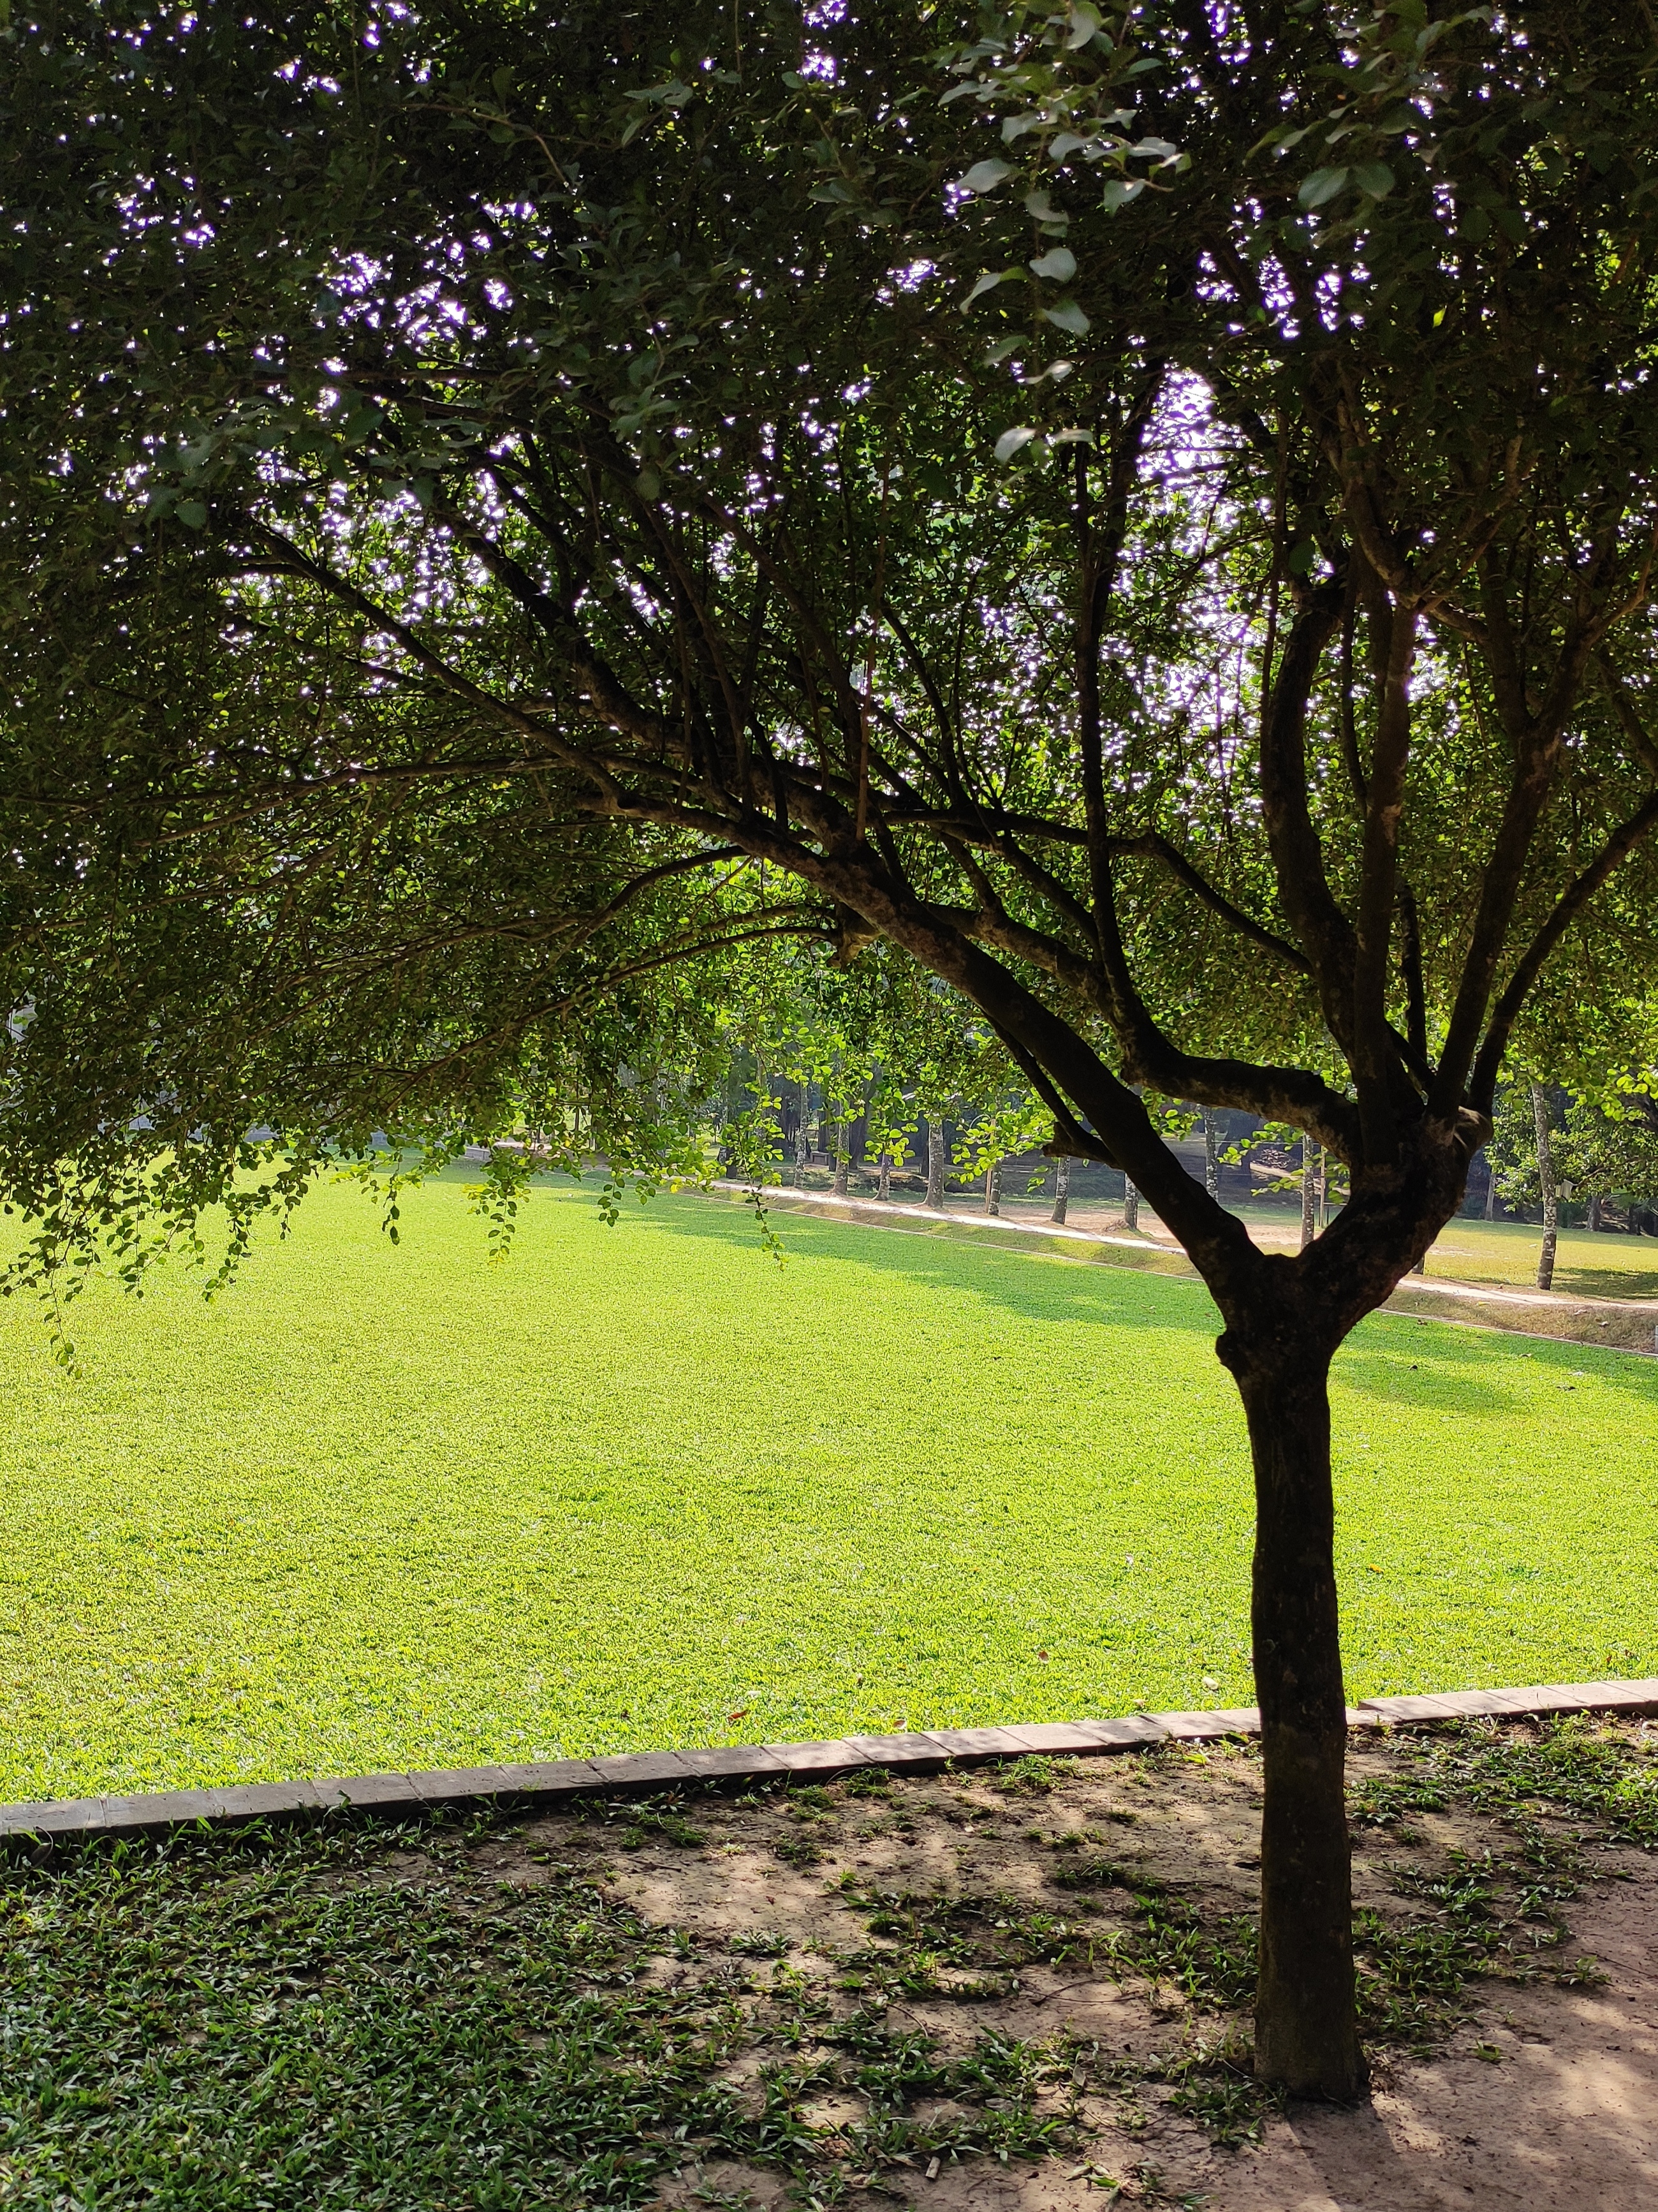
[1587,1192,1601,1232]
[1532,1085,1558,1290]
[1204,1109,1219,1199]
[1483,1156,1498,1219]
[877,1150,891,1201]
[1319,1146,1329,1234]
[832,1121,848,1197]
[1300,1142,1316,1252]
[984,1157,1002,1215]
[1052,1153,1069,1225]
[1122,1174,1140,1231]
[925,1120,946,1210]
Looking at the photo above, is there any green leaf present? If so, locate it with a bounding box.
[1028,246,1076,282]
[962,270,1010,309]
[175,499,208,529]
[961,158,1014,195]
[1353,161,1395,198]
[994,427,1038,463]
[1040,299,1091,335]
[1067,4,1104,48]
[1101,178,1145,211]
[1298,166,1351,208]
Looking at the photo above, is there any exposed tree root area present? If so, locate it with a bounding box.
[8,1722,1652,2209]
[620,1723,1657,2209]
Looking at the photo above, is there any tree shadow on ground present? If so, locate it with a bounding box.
[633,1188,1658,1415]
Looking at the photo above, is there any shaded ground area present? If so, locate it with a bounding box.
[4,1719,1652,2208]
[735,1182,1658,1355]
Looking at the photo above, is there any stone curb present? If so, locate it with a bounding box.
[3,1679,1654,1843]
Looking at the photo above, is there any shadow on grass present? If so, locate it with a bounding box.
[634,1187,1225,1339]
[627,1184,1658,1418]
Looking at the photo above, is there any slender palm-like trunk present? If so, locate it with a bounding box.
[925,1120,946,1210]
[1484,1156,1498,1219]
[832,1121,849,1197]
[877,1150,891,1201]
[1588,1191,1601,1232]
[1300,1142,1316,1252]
[1122,1174,1139,1230]
[1052,1153,1069,1225]
[984,1158,1002,1215]
[1532,1084,1558,1291]
[796,1082,812,1184]
[1204,1109,1219,1199]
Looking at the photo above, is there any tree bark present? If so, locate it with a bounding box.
[1205,1108,1219,1199]
[1052,1153,1069,1225]
[925,1120,946,1210]
[1483,1156,1498,1219]
[1300,1141,1316,1252]
[877,1149,891,1201]
[985,1157,1002,1216]
[1221,1327,1364,2100]
[1588,1191,1601,1232]
[1532,1084,1558,1290]
[1122,1174,1140,1230]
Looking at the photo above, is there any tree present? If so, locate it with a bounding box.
[6,1,1658,2096]
[1554,1093,1658,1234]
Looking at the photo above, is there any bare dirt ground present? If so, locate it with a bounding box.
[465,1720,1657,2209]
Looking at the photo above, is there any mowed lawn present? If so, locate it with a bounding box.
[1,1175,1654,1803]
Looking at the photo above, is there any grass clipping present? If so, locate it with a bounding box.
[1,1719,1654,2209]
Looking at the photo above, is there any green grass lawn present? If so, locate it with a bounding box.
[1,1175,1654,1803]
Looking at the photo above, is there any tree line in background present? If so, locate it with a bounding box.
[708,952,1658,1281]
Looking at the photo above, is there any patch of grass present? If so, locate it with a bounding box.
[1,1177,1655,1799]
[1350,1718,1652,2052]
[0,1804,1077,2210]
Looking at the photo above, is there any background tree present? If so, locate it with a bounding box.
[6,1,1658,2095]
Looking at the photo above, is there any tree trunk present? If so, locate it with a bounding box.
[1532,1084,1557,1291]
[1052,1153,1069,1225]
[1483,1156,1498,1219]
[1222,1332,1364,2100]
[1122,1174,1139,1231]
[985,1157,1002,1216]
[1588,1191,1601,1233]
[1300,1142,1316,1252]
[832,1120,849,1197]
[1205,1109,1219,1199]
[925,1120,946,1210]
[877,1149,891,1201]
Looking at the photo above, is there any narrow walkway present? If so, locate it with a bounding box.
[713,1181,1658,1352]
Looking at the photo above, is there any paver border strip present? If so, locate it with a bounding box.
[3,1679,1654,1842]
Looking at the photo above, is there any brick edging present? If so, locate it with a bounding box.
[4,1679,1655,1842]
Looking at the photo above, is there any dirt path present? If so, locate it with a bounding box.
[718,1183,1658,1357]
[476,1717,1658,2209]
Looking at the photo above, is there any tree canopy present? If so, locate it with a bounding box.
[5,0,1658,2094]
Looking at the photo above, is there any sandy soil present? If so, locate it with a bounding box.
[464,1723,1657,2209]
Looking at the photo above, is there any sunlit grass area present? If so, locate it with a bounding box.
[1,1175,1654,1802]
